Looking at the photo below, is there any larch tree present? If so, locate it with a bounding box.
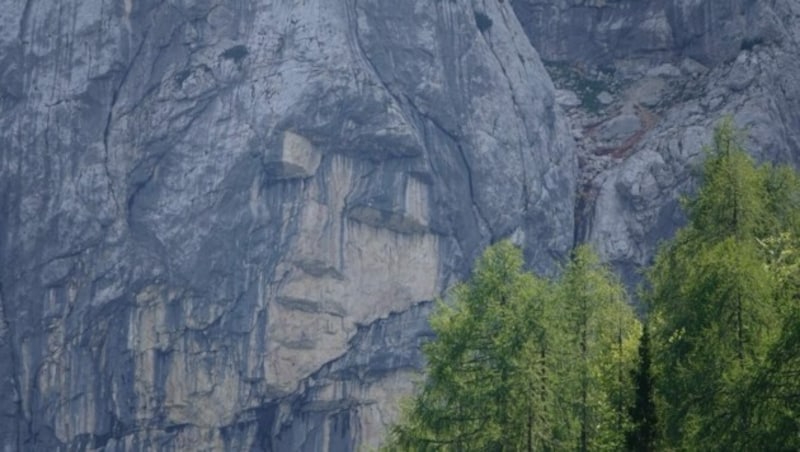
[384,241,554,451]
[646,118,800,450]
[384,242,640,452]
[556,245,640,452]
[625,324,657,452]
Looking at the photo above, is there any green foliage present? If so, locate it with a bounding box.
[684,117,768,240]
[746,232,800,450]
[543,61,619,113]
[647,117,800,450]
[385,242,640,451]
[385,241,555,451]
[626,325,657,452]
[557,246,641,452]
[384,118,800,452]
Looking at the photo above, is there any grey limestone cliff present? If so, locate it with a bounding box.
[512,0,800,286]
[6,0,800,449]
[0,0,575,450]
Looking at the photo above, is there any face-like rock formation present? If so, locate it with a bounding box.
[5,0,799,449]
[0,0,575,450]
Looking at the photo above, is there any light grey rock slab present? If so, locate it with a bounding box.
[597,91,614,105]
[597,114,642,144]
[556,88,582,107]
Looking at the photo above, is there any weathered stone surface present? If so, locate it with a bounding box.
[512,0,783,67]
[262,132,322,181]
[0,0,575,450]
[263,302,434,452]
[556,89,581,108]
[519,0,800,288]
[7,0,799,449]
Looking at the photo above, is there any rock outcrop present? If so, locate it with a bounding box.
[0,0,575,450]
[512,0,785,68]
[512,0,800,287]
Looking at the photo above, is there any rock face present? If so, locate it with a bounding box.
[512,0,785,68]
[5,0,800,449]
[512,0,800,287]
[0,0,575,450]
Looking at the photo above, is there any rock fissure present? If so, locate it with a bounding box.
[125,151,167,225]
[348,0,416,140]
[402,93,492,239]
[457,142,493,238]
[102,25,152,214]
[477,11,532,219]
[19,0,34,43]
[0,283,23,450]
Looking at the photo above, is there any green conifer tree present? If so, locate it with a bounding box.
[626,325,657,452]
[385,241,554,451]
[385,242,640,451]
[557,245,640,452]
[647,118,800,450]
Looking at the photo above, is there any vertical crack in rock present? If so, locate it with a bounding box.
[103,25,151,213]
[477,4,532,220]
[19,0,33,42]
[348,0,495,239]
[0,283,23,450]
[102,104,118,210]
[347,0,415,134]
[404,93,491,239]
[258,300,434,451]
[454,142,492,238]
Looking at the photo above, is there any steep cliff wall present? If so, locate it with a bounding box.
[5,0,798,449]
[512,0,800,286]
[0,0,575,450]
[512,0,785,67]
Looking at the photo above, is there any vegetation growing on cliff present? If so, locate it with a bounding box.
[384,119,800,451]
